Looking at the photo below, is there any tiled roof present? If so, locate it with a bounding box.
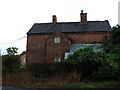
[27,20,111,35]
[20,51,26,57]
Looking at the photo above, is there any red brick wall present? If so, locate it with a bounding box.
[26,34,48,64]
[45,32,71,62]
[26,32,109,64]
[66,32,109,44]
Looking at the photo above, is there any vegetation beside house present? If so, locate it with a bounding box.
[2,47,20,72]
[2,25,120,88]
[26,10,111,64]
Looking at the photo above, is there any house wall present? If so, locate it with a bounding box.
[66,32,109,44]
[45,32,71,62]
[26,34,48,64]
[26,32,109,64]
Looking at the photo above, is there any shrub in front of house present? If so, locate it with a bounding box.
[91,59,120,81]
[2,55,20,74]
[27,62,75,79]
[65,46,120,81]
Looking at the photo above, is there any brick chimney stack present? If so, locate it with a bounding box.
[80,10,87,24]
[52,15,57,24]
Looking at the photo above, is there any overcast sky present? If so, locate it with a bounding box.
[0,0,119,55]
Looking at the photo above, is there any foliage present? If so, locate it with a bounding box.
[92,58,120,81]
[109,25,120,45]
[64,25,120,81]
[6,47,18,55]
[2,47,20,73]
[2,55,20,71]
[19,64,26,69]
[102,25,120,63]
[27,62,75,78]
[65,46,120,81]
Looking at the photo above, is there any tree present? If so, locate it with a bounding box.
[102,25,120,62]
[6,47,18,55]
[2,47,20,72]
[65,46,120,81]
[109,25,120,45]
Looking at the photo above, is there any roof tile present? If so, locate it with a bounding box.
[27,20,111,35]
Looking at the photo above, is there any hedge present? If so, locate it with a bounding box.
[27,62,75,78]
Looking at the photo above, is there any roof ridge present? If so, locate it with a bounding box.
[34,20,108,25]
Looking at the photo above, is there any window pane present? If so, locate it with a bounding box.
[54,37,60,43]
[21,58,26,62]
[54,56,61,62]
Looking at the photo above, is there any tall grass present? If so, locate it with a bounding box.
[3,71,120,88]
[3,72,32,86]
[2,71,80,88]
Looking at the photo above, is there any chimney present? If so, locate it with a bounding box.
[80,10,87,24]
[52,15,57,24]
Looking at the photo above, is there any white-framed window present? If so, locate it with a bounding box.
[54,56,61,62]
[54,37,60,43]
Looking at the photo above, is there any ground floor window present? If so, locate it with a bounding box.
[54,56,61,62]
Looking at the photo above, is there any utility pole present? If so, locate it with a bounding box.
[118,1,120,25]
[0,49,2,89]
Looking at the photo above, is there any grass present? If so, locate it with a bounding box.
[58,81,120,88]
[3,72,120,88]
[14,81,120,88]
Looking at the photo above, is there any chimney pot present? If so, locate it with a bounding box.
[81,10,83,13]
[52,15,57,24]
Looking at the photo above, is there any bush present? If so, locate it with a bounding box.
[65,46,104,77]
[92,59,120,81]
[27,62,75,78]
[102,25,120,63]
[2,55,20,73]
[65,46,120,81]
[19,64,27,69]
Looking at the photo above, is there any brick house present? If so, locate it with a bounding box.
[19,51,26,65]
[26,10,111,64]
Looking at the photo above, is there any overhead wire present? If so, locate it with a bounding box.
[0,36,27,44]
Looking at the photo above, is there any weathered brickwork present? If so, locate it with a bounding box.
[66,32,109,44]
[26,11,111,64]
[45,32,71,62]
[27,31,109,64]
[27,34,48,64]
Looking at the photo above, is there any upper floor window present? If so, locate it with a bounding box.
[54,37,60,43]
